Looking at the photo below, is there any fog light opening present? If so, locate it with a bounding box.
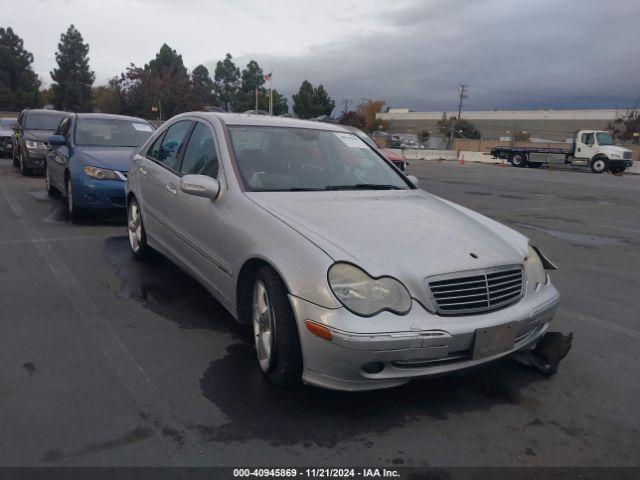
[362,362,385,374]
[305,320,332,341]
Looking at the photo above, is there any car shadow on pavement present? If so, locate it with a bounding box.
[104,235,550,449]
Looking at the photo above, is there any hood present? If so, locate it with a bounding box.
[601,145,632,155]
[246,190,529,303]
[381,149,404,161]
[24,130,55,143]
[76,146,137,172]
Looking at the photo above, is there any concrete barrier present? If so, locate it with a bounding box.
[457,151,504,164]
[396,149,458,161]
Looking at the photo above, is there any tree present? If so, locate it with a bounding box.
[437,112,481,139]
[292,80,335,119]
[143,44,196,118]
[607,109,640,142]
[213,53,240,111]
[339,110,365,129]
[92,77,122,113]
[50,25,95,111]
[0,27,41,110]
[357,99,388,132]
[513,130,531,141]
[191,64,214,108]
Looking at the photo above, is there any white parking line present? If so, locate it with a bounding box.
[0,177,186,467]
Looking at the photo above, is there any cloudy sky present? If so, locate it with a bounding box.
[4,0,640,111]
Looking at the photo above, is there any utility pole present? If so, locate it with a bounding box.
[342,99,352,115]
[447,84,468,149]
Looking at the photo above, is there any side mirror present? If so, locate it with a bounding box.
[180,174,220,200]
[48,134,66,146]
[406,174,419,187]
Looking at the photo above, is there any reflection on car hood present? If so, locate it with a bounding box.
[24,130,55,142]
[76,146,137,172]
[247,190,529,301]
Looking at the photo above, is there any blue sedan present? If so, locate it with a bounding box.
[45,113,155,221]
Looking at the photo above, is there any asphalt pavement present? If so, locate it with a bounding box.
[0,157,638,467]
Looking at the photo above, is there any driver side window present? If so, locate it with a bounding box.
[581,133,594,146]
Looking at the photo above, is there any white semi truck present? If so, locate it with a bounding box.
[491,130,634,174]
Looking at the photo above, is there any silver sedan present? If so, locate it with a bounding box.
[125,112,560,391]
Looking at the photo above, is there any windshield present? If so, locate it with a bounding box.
[75,118,155,147]
[228,126,410,192]
[0,119,14,129]
[596,132,614,146]
[24,112,68,130]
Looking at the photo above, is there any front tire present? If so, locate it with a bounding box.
[127,197,152,260]
[19,152,31,176]
[252,266,303,386]
[66,176,84,222]
[45,165,58,196]
[590,156,607,174]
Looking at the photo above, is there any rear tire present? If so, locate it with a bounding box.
[127,196,153,261]
[252,266,303,387]
[510,153,528,167]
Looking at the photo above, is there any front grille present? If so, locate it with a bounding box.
[426,265,524,315]
[623,151,632,160]
[0,136,11,146]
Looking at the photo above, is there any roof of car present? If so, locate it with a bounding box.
[75,112,152,123]
[182,112,350,132]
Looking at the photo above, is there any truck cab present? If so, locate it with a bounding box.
[572,130,634,173]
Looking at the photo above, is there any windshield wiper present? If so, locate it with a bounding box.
[323,184,403,191]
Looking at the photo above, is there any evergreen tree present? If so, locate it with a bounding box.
[292,80,335,119]
[191,64,214,108]
[0,27,41,110]
[50,25,95,111]
[213,53,240,111]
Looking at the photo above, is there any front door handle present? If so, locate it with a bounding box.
[166,183,177,195]
[139,166,148,175]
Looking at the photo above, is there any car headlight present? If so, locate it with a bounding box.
[328,262,411,316]
[525,245,546,289]
[25,140,46,149]
[83,165,119,180]
[610,153,621,159]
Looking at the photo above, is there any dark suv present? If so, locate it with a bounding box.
[12,109,69,175]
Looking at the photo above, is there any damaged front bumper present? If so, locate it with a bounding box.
[291,283,560,391]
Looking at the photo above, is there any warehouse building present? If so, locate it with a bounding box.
[376,108,624,142]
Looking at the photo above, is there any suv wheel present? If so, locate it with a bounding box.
[252,266,303,386]
[19,152,30,176]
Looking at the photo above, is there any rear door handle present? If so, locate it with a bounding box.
[166,183,177,195]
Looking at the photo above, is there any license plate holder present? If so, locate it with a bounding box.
[472,322,517,360]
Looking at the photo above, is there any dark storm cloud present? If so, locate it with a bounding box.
[240,0,640,111]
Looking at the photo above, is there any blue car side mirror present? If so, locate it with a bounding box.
[49,134,66,146]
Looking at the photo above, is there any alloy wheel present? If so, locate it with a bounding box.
[127,202,142,253]
[253,279,275,372]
